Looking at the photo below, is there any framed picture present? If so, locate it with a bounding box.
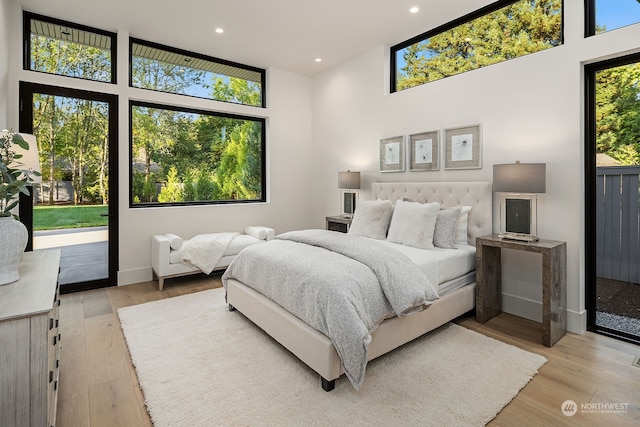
[444,124,482,170]
[379,136,405,172]
[409,130,439,171]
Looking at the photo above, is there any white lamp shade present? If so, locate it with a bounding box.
[338,171,360,189]
[493,162,545,193]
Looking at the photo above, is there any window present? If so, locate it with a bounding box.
[391,0,563,92]
[586,0,640,36]
[130,102,265,207]
[24,12,116,83]
[130,39,265,107]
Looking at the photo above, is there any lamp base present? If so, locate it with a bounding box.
[341,190,358,217]
[499,232,539,242]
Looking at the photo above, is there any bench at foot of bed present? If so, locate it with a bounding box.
[151,227,274,290]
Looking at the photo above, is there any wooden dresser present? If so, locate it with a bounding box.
[0,249,62,427]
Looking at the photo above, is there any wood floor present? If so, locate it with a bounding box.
[56,276,640,427]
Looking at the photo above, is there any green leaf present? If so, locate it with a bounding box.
[4,199,19,211]
[12,133,28,150]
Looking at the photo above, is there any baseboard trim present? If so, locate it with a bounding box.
[502,293,586,334]
[118,267,153,286]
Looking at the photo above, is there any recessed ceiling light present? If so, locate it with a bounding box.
[215,28,224,34]
[409,6,419,14]
[315,58,322,62]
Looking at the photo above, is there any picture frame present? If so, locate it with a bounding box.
[409,130,439,171]
[379,136,405,172]
[444,124,482,170]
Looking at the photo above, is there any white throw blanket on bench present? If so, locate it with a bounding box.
[180,232,239,274]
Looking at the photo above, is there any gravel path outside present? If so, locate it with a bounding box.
[596,277,640,336]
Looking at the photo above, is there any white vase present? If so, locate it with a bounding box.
[0,216,28,285]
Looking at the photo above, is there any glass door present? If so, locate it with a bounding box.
[19,82,118,292]
[586,55,640,344]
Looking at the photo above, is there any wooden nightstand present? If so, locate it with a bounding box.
[326,215,352,233]
[475,234,567,347]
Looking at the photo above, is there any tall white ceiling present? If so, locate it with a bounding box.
[15,0,493,76]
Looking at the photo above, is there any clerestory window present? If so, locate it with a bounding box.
[391,0,563,92]
[585,0,640,36]
[24,12,116,83]
[130,39,265,108]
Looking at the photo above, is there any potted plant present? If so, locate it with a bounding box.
[0,129,39,285]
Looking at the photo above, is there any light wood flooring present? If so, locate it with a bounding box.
[55,276,640,427]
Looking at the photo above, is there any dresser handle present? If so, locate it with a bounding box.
[49,371,53,383]
[55,319,59,328]
[53,335,57,346]
[49,318,54,330]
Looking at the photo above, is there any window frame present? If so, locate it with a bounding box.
[23,11,117,84]
[129,37,266,108]
[390,0,564,93]
[128,100,267,208]
[584,51,640,345]
[585,0,640,36]
[584,0,596,37]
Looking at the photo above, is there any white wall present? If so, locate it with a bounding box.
[310,1,640,334]
[6,5,313,285]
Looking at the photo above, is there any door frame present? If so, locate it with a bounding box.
[584,53,640,345]
[18,81,119,292]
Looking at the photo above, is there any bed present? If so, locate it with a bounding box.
[223,182,492,391]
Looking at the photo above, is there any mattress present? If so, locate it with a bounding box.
[169,234,262,264]
[376,240,476,288]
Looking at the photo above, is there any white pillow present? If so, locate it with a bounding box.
[454,206,473,244]
[348,199,394,240]
[434,207,462,249]
[387,200,440,249]
[163,233,183,250]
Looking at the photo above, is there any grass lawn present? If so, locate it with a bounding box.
[33,205,109,231]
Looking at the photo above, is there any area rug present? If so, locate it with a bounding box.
[118,288,546,427]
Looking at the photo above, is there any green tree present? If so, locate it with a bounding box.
[195,170,218,201]
[595,63,640,165]
[212,77,262,107]
[30,34,111,205]
[183,169,197,201]
[158,166,183,203]
[216,121,262,200]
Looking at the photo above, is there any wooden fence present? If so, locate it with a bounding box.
[596,166,640,284]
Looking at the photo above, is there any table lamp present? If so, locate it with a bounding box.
[338,171,360,218]
[493,161,546,242]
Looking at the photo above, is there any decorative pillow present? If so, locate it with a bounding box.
[163,233,183,250]
[434,207,462,249]
[348,199,394,240]
[454,206,473,244]
[386,200,440,249]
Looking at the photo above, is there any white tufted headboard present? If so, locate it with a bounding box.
[371,182,493,245]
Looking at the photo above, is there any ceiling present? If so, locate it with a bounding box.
[15,0,493,76]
